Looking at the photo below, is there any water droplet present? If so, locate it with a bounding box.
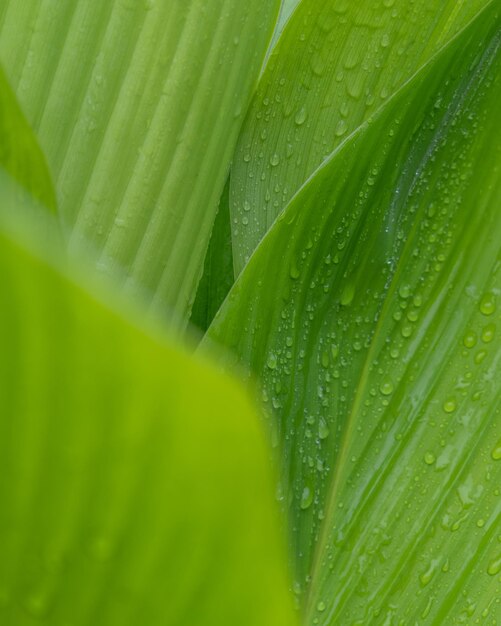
[270,153,280,167]
[317,601,326,612]
[300,486,313,510]
[443,398,457,413]
[267,353,278,370]
[399,284,411,299]
[463,330,477,348]
[290,260,300,279]
[487,553,501,576]
[295,107,307,126]
[419,559,439,586]
[335,119,348,137]
[381,33,390,48]
[379,380,394,396]
[321,351,329,368]
[479,292,496,316]
[481,323,495,343]
[424,451,436,465]
[491,439,501,461]
[319,419,330,440]
[474,349,487,364]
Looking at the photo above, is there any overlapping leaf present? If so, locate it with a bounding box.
[207,4,501,623]
[190,178,234,334]
[0,66,55,212]
[0,179,297,626]
[0,0,280,325]
[230,0,493,273]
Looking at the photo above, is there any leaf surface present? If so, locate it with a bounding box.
[190,177,234,334]
[207,5,501,623]
[0,182,297,626]
[0,0,279,325]
[230,0,494,273]
[0,65,55,211]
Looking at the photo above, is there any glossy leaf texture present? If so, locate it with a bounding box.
[207,5,501,623]
[230,0,494,274]
[0,0,280,325]
[0,185,297,626]
[0,65,55,211]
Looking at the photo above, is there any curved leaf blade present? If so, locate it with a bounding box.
[230,0,493,274]
[207,6,501,622]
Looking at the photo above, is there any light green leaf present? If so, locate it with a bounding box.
[0,0,279,325]
[207,5,501,622]
[0,65,55,211]
[269,0,302,52]
[0,185,297,626]
[230,0,494,274]
[190,177,234,334]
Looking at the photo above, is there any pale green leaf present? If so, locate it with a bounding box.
[230,0,494,274]
[206,5,501,622]
[0,0,279,325]
[0,182,297,626]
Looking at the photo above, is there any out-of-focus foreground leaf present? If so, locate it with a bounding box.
[0,186,297,626]
[0,0,280,325]
[207,4,501,623]
[230,0,494,273]
[0,66,54,211]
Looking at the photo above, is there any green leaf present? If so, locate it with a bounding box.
[269,0,302,51]
[0,64,55,211]
[230,0,494,274]
[0,0,279,325]
[190,177,234,335]
[0,184,297,626]
[206,5,501,622]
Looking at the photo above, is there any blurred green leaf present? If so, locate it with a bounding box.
[0,182,297,626]
[207,4,501,622]
[0,0,279,325]
[230,0,494,274]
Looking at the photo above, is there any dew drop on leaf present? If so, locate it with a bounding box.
[442,398,457,413]
[300,486,313,510]
[424,451,436,465]
[487,554,501,576]
[295,107,307,126]
[379,380,394,396]
[267,353,278,370]
[318,419,330,440]
[481,323,495,343]
[479,292,496,316]
[269,153,280,167]
[463,330,477,348]
[335,119,348,136]
[491,439,501,461]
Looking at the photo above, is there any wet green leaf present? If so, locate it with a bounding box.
[230,0,494,274]
[207,5,501,622]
